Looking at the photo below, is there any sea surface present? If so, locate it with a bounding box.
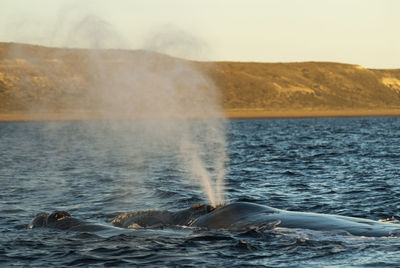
[1,117,399,267]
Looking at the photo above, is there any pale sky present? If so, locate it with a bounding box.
[0,0,399,68]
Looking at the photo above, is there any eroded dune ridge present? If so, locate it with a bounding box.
[1,42,400,120]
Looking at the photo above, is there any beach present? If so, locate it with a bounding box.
[2,108,400,122]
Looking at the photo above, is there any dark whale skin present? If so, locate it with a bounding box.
[29,211,108,232]
[30,202,400,237]
[192,202,400,237]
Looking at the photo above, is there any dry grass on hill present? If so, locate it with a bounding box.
[1,42,400,120]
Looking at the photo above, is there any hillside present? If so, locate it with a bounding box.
[1,42,400,120]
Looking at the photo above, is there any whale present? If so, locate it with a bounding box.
[29,202,400,237]
[112,202,400,237]
[28,204,214,232]
[110,203,215,228]
[190,202,400,237]
[28,211,109,232]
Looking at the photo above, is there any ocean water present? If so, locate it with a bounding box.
[1,117,399,267]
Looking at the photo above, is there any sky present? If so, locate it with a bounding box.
[0,0,399,68]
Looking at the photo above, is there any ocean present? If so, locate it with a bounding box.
[1,117,399,267]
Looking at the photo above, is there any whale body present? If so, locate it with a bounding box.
[29,202,400,237]
[191,202,400,237]
[112,202,400,237]
[28,211,109,232]
[111,203,214,228]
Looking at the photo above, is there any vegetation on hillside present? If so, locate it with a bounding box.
[1,43,400,116]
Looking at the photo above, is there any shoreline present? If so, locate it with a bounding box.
[224,109,400,119]
[1,109,400,122]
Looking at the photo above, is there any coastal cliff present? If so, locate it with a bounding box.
[1,42,399,120]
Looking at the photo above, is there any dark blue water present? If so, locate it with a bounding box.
[1,117,399,267]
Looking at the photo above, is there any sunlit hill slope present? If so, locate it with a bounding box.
[1,43,400,120]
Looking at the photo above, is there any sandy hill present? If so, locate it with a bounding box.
[1,42,400,120]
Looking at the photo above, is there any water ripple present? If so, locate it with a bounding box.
[1,117,400,266]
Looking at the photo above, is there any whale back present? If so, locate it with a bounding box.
[29,203,400,237]
[192,202,279,230]
[111,204,214,228]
